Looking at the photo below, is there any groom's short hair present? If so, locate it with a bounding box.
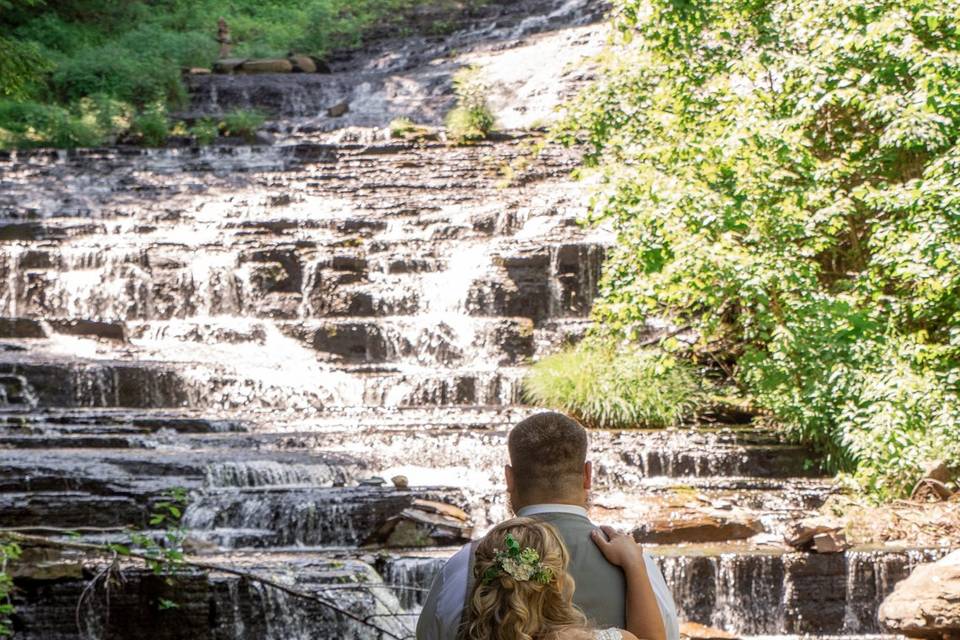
[508,412,588,496]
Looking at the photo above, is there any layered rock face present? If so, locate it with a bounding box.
[880,550,960,639]
[1,0,956,638]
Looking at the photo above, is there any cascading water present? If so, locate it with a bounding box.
[1,1,955,638]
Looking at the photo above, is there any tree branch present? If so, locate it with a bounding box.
[2,532,411,640]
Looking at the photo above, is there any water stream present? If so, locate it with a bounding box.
[0,0,954,638]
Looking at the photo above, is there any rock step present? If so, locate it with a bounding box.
[10,552,409,640]
[379,547,954,636]
[0,137,579,221]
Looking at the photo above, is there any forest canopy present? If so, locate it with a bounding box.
[557,0,960,498]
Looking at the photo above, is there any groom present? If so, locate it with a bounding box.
[416,411,679,640]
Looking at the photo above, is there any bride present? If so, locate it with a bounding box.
[463,517,665,640]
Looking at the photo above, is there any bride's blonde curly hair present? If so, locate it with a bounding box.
[464,518,592,640]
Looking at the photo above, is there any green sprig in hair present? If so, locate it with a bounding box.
[482,533,553,585]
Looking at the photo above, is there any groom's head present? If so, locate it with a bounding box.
[505,411,591,510]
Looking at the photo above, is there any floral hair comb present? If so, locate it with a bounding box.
[482,533,553,585]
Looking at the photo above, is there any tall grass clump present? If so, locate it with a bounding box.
[220,109,265,142]
[523,342,705,429]
[445,65,494,143]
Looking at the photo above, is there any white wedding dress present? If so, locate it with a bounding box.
[595,629,622,640]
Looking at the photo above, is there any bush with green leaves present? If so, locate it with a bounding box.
[190,117,219,145]
[523,341,705,429]
[445,65,495,143]
[556,0,960,498]
[0,540,20,637]
[0,0,486,149]
[131,105,169,147]
[0,99,105,148]
[220,108,265,143]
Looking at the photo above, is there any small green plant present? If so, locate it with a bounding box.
[189,118,219,145]
[389,116,434,140]
[523,340,705,429]
[131,105,169,147]
[445,65,495,143]
[0,541,21,636]
[220,109,265,143]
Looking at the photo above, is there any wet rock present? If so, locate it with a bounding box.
[0,318,47,339]
[240,58,294,74]
[784,516,845,551]
[327,100,350,117]
[879,550,960,639]
[371,498,472,548]
[633,509,763,544]
[680,622,740,640]
[47,319,128,342]
[359,477,386,487]
[811,530,849,554]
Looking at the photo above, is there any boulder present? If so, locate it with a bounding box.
[680,622,740,640]
[213,58,247,74]
[812,530,850,554]
[369,498,472,548]
[912,478,955,502]
[633,509,763,544]
[239,59,294,74]
[327,100,350,118]
[391,475,409,490]
[288,55,317,73]
[785,516,846,551]
[879,549,960,639]
[921,460,953,484]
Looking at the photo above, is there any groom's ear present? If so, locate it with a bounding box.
[583,461,592,490]
[504,464,514,492]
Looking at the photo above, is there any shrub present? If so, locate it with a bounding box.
[190,117,219,145]
[445,65,494,143]
[0,99,104,148]
[0,35,51,100]
[131,105,169,146]
[523,341,705,429]
[557,0,960,496]
[220,109,265,143]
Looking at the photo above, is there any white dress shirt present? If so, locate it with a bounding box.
[415,504,680,640]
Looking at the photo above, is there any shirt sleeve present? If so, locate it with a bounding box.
[416,543,472,640]
[644,552,680,640]
[416,565,445,640]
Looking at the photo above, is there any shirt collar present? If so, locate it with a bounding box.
[516,503,589,518]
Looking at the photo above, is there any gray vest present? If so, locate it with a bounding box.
[461,512,627,632]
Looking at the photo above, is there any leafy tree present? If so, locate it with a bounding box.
[558,0,960,497]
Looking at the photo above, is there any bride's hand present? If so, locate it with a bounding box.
[591,525,646,570]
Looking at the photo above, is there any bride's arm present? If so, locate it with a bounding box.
[591,526,667,640]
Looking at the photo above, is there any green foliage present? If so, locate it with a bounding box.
[523,341,705,429]
[0,0,485,149]
[445,65,495,143]
[0,35,51,100]
[124,487,188,583]
[220,108,265,142]
[557,0,960,497]
[131,105,169,147]
[0,99,105,148]
[0,541,21,637]
[190,117,219,145]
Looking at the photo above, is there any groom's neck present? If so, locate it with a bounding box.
[512,492,587,512]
